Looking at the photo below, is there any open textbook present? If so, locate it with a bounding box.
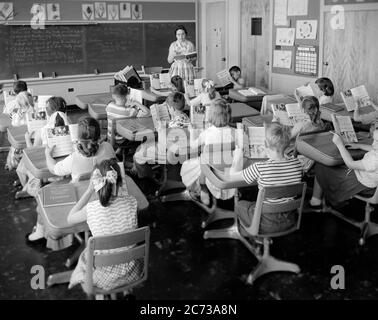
[174,52,197,61]
[150,73,171,90]
[190,104,208,128]
[216,69,233,87]
[36,95,52,111]
[114,65,142,83]
[237,123,268,159]
[26,110,47,133]
[185,79,203,98]
[295,83,321,102]
[272,103,310,127]
[331,114,358,144]
[238,87,266,97]
[45,124,79,158]
[150,103,173,129]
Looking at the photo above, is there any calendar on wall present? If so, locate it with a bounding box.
[294,45,319,76]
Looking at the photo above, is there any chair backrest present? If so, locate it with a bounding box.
[242,182,307,238]
[84,226,150,295]
[142,66,163,75]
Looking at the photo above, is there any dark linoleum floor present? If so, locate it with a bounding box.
[1,109,378,300]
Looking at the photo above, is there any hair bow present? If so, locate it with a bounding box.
[205,80,214,90]
[92,167,118,194]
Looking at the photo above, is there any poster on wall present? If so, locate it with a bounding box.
[296,20,318,40]
[273,50,292,69]
[0,2,14,20]
[276,28,295,46]
[107,4,119,20]
[46,3,60,21]
[288,0,308,16]
[82,4,94,20]
[95,2,107,19]
[274,0,289,26]
[120,2,131,19]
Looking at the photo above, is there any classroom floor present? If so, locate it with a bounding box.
[1,109,378,300]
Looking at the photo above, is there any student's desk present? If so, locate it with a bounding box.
[319,104,350,122]
[75,93,112,110]
[116,117,156,142]
[7,125,27,149]
[38,178,149,286]
[22,146,65,180]
[230,103,259,123]
[296,132,371,167]
[88,103,107,121]
[150,87,173,98]
[228,88,273,109]
[242,114,273,127]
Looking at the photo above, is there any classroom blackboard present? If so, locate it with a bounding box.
[0,22,196,80]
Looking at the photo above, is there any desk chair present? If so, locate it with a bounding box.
[324,189,378,246]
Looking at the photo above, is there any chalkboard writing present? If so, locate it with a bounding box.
[0,22,196,80]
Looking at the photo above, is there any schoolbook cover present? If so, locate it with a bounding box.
[42,183,77,207]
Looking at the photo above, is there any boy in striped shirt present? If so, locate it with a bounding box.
[226,122,303,234]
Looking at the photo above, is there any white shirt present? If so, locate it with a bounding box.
[355,149,378,188]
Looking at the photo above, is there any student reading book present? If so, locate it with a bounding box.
[26,110,47,134]
[217,66,245,90]
[310,124,378,209]
[331,114,358,144]
[295,77,334,106]
[150,73,171,90]
[27,118,116,243]
[171,75,186,94]
[45,124,79,158]
[272,103,310,127]
[114,65,142,85]
[3,80,28,115]
[348,85,378,125]
[237,123,268,159]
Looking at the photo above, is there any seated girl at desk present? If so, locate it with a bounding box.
[186,79,221,109]
[221,123,303,234]
[106,84,150,147]
[227,66,245,90]
[310,123,378,209]
[3,80,29,117]
[15,97,69,199]
[181,99,235,205]
[295,77,335,106]
[67,159,142,291]
[27,117,116,243]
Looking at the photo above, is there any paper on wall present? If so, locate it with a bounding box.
[274,0,288,26]
[288,0,308,16]
[276,28,295,46]
[296,20,318,40]
[273,50,292,69]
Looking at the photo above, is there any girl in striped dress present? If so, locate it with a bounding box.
[68,159,143,291]
[168,25,196,82]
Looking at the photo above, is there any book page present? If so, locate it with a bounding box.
[46,125,73,158]
[190,104,207,128]
[248,87,266,95]
[69,124,79,142]
[248,126,268,159]
[272,104,294,126]
[350,85,373,108]
[216,69,233,87]
[150,74,161,90]
[37,95,52,111]
[129,88,143,104]
[341,89,357,112]
[286,103,310,123]
[334,115,358,143]
[26,111,47,133]
[159,73,171,89]
[295,85,314,101]
[184,80,195,98]
[150,104,171,129]
[238,90,254,97]
[194,79,204,96]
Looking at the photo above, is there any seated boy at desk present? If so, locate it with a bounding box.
[219,123,303,233]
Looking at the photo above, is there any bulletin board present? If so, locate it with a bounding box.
[272,0,320,77]
[325,0,378,5]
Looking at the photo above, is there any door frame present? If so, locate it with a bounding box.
[201,0,229,79]
[318,0,378,77]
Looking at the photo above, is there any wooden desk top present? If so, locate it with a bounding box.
[230,103,259,122]
[243,114,273,127]
[7,125,27,149]
[88,103,107,121]
[75,92,112,110]
[228,87,272,103]
[116,117,156,142]
[23,146,65,180]
[37,177,149,240]
[296,132,371,167]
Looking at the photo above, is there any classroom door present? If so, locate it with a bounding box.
[241,0,271,89]
[206,1,226,82]
[322,9,378,104]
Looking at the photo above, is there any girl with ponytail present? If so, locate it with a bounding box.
[186,79,221,112]
[28,117,116,243]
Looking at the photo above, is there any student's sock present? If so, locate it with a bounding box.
[28,223,44,241]
[310,197,322,207]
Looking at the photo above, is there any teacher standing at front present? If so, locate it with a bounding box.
[167,25,196,82]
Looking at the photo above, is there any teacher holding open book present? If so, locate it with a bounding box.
[167,25,197,82]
